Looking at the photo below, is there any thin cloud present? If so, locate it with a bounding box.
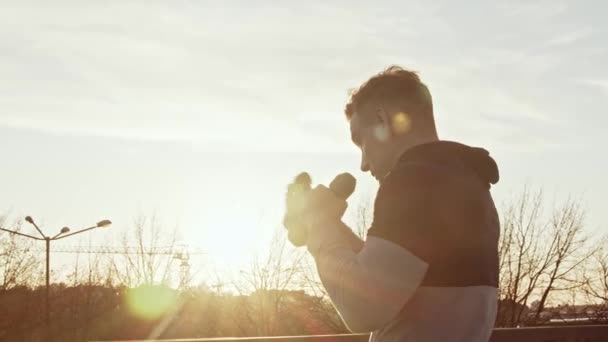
[544,27,595,47]
[1,0,606,154]
[578,79,608,97]
[495,1,569,18]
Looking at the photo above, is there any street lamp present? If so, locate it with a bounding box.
[0,216,112,341]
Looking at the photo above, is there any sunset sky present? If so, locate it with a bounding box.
[1,1,607,281]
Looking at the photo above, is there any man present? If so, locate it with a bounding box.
[285,66,500,341]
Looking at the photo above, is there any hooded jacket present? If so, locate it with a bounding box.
[307,141,500,342]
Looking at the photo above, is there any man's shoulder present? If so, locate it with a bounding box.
[381,154,489,200]
[379,159,455,199]
[372,156,495,243]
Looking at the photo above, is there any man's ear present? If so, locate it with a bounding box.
[372,107,393,141]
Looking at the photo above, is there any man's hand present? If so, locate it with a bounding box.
[284,173,349,247]
[301,184,351,258]
[284,172,312,247]
[303,185,348,229]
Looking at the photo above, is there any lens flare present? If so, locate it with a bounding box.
[125,285,177,320]
[392,112,411,134]
[373,124,389,142]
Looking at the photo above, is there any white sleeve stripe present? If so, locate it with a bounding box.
[315,236,428,332]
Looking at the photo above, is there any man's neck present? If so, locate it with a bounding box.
[379,134,439,183]
[394,134,439,164]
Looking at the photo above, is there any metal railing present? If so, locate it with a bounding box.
[94,325,608,342]
[490,325,608,342]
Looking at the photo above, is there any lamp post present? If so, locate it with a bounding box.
[0,216,112,341]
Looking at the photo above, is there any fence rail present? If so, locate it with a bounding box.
[94,325,608,342]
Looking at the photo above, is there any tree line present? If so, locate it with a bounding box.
[1,187,607,341]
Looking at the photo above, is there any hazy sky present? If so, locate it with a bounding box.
[1,0,607,278]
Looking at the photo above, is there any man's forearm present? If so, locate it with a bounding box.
[339,222,364,253]
[306,219,362,257]
[306,219,428,333]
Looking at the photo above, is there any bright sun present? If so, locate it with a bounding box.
[191,214,279,274]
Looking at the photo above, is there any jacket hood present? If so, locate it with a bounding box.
[399,141,500,186]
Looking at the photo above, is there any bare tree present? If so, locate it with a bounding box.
[529,196,595,322]
[497,188,593,326]
[110,214,179,287]
[235,233,305,336]
[497,188,545,326]
[233,230,307,336]
[352,196,373,240]
[583,236,608,322]
[0,216,40,290]
[298,255,349,333]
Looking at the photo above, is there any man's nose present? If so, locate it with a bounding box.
[360,159,370,173]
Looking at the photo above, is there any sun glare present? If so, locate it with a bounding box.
[126,285,178,320]
[392,112,411,133]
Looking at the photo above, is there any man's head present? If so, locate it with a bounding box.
[345,66,438,181]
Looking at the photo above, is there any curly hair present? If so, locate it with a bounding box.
[344,66,434,127]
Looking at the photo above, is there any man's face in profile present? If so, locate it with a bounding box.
[349,106,396,182]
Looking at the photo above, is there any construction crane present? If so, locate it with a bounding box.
[173,251,191,289]
[21,245,207,256]
[14,244,206,289]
